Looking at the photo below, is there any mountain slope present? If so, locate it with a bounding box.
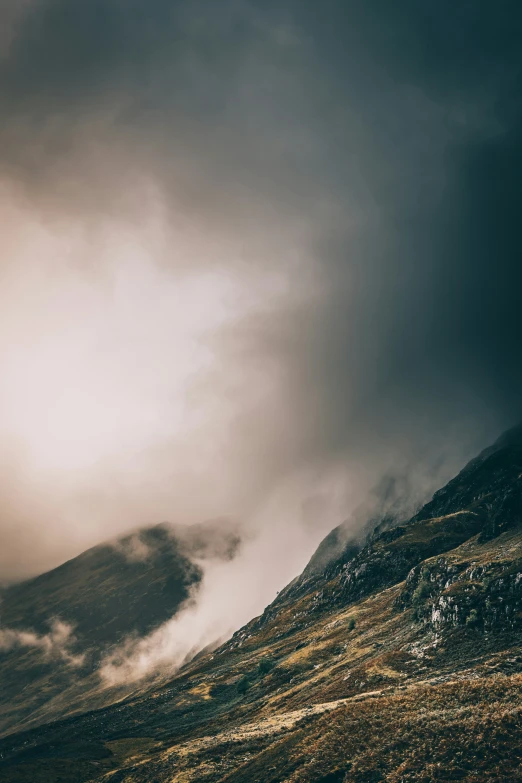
[0,521,240,737]
[0,428,521,782]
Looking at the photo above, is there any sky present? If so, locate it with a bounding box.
[0,0,521,599]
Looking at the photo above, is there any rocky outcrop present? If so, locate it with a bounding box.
[307,425,522,613]
[399,542,522,632]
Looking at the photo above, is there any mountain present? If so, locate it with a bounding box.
[1,428,521,782]
[0,520,240,738]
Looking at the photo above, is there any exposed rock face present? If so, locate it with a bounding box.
[301,424,522,615]
[0,427,521,782]
[400,541,522,632]
[265,425,522,630]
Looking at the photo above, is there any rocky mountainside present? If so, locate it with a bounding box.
[1,427,521,782]
[0,520,240,738]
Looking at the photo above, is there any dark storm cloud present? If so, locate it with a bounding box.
[0,0,521,586]
[0,0,322,227]
[285,1,522,450]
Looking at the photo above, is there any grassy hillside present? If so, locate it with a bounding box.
[0,521,239,737]
[0,429,521,782]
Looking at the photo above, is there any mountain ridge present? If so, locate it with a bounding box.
[0,519,241,739]
[1,426,521,782]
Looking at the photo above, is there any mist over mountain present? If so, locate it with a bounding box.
[1,425,521,782]
[0,519,241,736]
[1,1,522,780]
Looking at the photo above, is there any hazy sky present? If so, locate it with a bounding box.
[1,1,521,585]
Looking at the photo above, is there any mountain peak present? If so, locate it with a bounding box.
[487,421,522,451]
